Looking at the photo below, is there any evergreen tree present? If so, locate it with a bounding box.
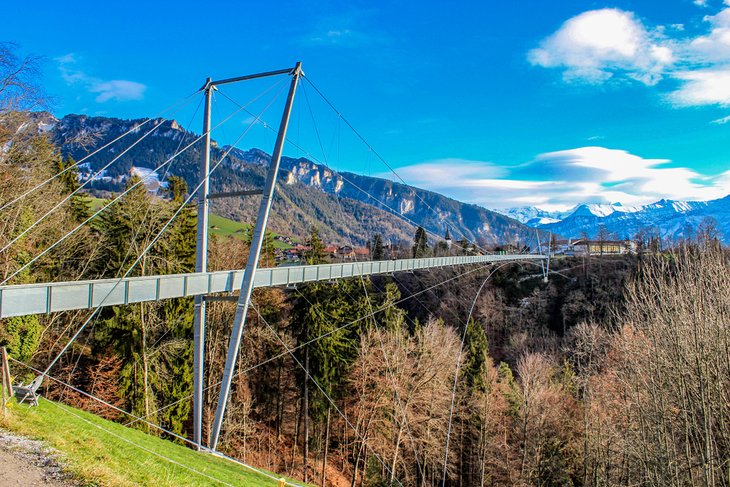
[52,155,90,222]
[166,175,187,203]
[95,176,155,277]
[244,226,277,268]
[94,176,196,435]
[372,234,384,260]
[2,314,41,363]
[461,318,490,392]
[164,176,196,273]
[304,226,326,265]
[291,276,406,450]
[412,226,429,258]
[435,240,449,257]
[458,237,471,255]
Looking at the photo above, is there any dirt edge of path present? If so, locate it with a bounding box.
[0,427,78,486]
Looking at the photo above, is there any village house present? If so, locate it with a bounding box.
[553,238,636,256]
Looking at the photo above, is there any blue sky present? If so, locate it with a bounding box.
[6,0,730,210]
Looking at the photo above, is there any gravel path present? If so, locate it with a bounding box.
[0,429,76,486]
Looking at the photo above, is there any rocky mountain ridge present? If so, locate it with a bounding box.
[42,113,543,247]
[497,198,729,243]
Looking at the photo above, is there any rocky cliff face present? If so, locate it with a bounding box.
[47,113,543,247]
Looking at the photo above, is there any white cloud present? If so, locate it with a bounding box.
[89,80,146,102]
[528,9,673,85]
[686,8,730,62]
[393,147,730,210]
[669,68,730,106]
[56,53,146,103]
[529,6,730,106]
[392,159,507,187]
[694,0,708,7]
[711,114,730,123]
[304,9,388,47]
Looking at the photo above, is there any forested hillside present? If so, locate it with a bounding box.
[1,46,728,486]
[46,113,539,247]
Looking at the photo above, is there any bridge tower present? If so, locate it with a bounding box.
[190,63,303,450]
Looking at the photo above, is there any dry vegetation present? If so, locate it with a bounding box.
[1,43,729,486]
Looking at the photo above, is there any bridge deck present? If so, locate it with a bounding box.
[0,254,544,318]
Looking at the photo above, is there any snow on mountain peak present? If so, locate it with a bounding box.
[571,203,641,218]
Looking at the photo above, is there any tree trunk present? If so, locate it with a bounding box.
[304,323,310,484]
[321,407,331,487]
[140,303,150,429]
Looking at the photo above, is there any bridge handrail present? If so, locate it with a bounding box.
[0,254,545,318]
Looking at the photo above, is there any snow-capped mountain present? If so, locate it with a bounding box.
[496,206,569,226]
[497,198,729,243]
[499,202,642,226]
[569,202,641,218]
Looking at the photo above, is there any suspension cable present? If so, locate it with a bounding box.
[250,301,404,487]
[216,87,479,257]
[0,89,203,212]
[35,83,287,378]
[0,95,201,256]
[128,261,498,427]
[300,75,499,254]
[0,86,274,286]
[440,259,547,485]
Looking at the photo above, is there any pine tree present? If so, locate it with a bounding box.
[52,155,90,222]
[435,240,449,257]
[243,226,277,267]
[412,226,429,258]
[462,318,490,392]
[458,238,471,255]
[372,234,384,260]
[304,226,326,265]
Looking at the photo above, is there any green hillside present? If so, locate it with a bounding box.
[2,398,306,487]
[88,197,292,249]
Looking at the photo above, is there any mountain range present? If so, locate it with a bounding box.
[41,113,543,247]
[497,199,730,243]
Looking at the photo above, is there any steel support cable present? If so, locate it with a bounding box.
[250,302,405,487]
[13,344,303,485]
[298,84,427,479]
[33,85,287,380]
[8,357,305,486]
[127,261,497,428]
[62,95,207,392]
[220,85,540,262]
[0,89,203,213]
[0,90,271,286]
[215,88,464,255]
[292,280,427,480]
[43,399,238,487]
[0,95,202,257]
[440,259,547,486]
[37,94,205,390]
[389,268,474,334]
[300,75,499,256]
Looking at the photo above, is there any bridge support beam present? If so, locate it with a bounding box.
[209,63,303,450]
[192,78,213,450]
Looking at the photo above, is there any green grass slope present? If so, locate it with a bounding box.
[88,197,292,249]
[1,398,306,486]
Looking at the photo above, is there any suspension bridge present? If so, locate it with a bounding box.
[0,62,548,485]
